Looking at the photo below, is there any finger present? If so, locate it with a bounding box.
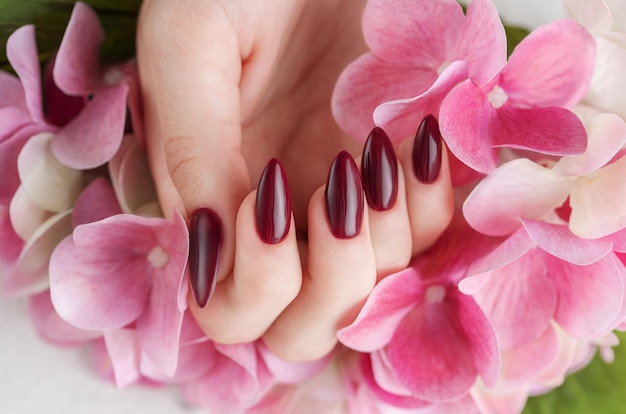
[398,115,454,255]
[189,159,302,343]
[358,127,412,280]
[263,152,376,361]
[137,0,250,295]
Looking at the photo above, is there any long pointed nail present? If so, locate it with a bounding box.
[362,127,398,211]
[256,158,291,244]
[413,114,442,184]
[325,151,364,239]
[189,208,222,308]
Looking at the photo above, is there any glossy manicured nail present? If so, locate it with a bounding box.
[189,208,222,308]
[256,158,291,244]
[413,114,442,184]
[325,151,364,239]
[362,127,398,211]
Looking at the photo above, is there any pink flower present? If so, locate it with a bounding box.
[337,219,500,403]
[331,0,506,142]
[48,212,189,377]
[439,19,596,173]
[463,113,626,239]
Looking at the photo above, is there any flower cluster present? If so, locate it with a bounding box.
[1,0,626,413]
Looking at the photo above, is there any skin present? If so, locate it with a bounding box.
[137,0,454,361]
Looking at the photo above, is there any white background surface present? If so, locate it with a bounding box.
[0,1,565,413]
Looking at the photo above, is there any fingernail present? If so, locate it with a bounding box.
[256,158,291,244]
[413,114,442,184]
[325,151,364,239]
[362,127,398,211]
[189,208,222,308]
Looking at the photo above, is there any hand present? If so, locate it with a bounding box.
[137,0,454,361]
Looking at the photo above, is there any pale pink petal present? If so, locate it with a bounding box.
[49,216,162,330]
[439,79,498,173]
[553,113,626,177]
[608,228,626,252]
[118,61,145,144]
[584,36,626,119]
[53,2,104,95]
[51,83,129,169]
[500,19,595,108]
[569,156,626,238]
[373,61,469,141]
[528,324,578,391]
[362,0,464,65]
[386,290,488,402]
[6,25,43,123]
[0,107,31,140]
[258,341,331,383]
[9,186,54,241]
[72,177,122,227]
[17,132,83,212]
[331,53,437,141]
[370,350,413,396]
[550,254,624,338]
[470,384,529,414]
[114,136,160,214]
[473,249,557,350]
[463,158,571,236]
[337,268,424,353]
[30,290,102,346]
[500,325,559,386]
[563,0,613,34]
[521,220,612,265]
[140,340,216,383]
[0,70,27,109]
[490,105,587,157]
[104,329,141,388]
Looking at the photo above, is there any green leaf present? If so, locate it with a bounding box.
[523,331,626,414]
[0,0,140,71]
[504,24,530,57]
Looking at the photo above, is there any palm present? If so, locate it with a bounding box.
[238,0,368,227]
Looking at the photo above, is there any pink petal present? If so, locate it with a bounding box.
[17,132,83,212]
[331,53,437,141]
[463,158,571,236]
[550,254,624,338]
[472,249,557,350]
[373,61,469,141]
[258,341,331,383]
[521,219,612,265]
[30,290,102,346]
[72,177,122,227]
[51,83,128,169]
[140,340,216,383]
[386,289,493,402]
[500,19,595,108]
[470,384,529,414]
[104,329,141,388]
[527,324,578,390]
[553,113,626,177]
[337,267,424,353]
[569,156,626,238]
[439,79,498,173]
[9,186,54,241]
[500,325,559,386]
[0,107,31,140]
[362,0,465,65]
[118,61,145,144]
[53,2,104,95]
[370,350,413,396]
[6,25,43,123]
[0,70,27,109]
[490,105,587,157]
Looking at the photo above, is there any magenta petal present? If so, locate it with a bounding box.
[53,2,104,95]
[337,268,424,353]
[501,19,596,108]
[387,290,493,402]
[473,249,557,350]
[44,54,87,127]
[72,177,122,227]
[439,79,498,173]
[373,61,469,141]
[521,220,612,265]
[363,0,465,64]
[550,254,624,338]
[51,82,129,169]
[6,25,44,123]
[104,329,141,388]
[332,53,437,141]
[463,158,571,236]
[30,290,102,346]
[491,105,587,157]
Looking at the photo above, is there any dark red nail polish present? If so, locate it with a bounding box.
[362,127,398,211]
[325,151,364,239]
[413,114,442,184]
[256,158,291,244]
[189,208,222,308]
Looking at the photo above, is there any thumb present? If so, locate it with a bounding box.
[137,0,250,306]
